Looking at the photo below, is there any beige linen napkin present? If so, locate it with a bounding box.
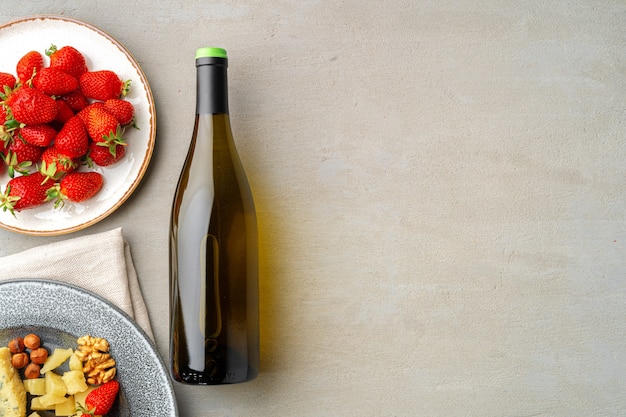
[0,227,154,340]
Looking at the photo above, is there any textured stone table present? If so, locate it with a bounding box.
[1,2,625,416]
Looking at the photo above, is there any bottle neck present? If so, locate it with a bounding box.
[196,57,229,115]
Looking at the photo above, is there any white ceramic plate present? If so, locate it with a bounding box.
[0,15,156,236]
[0,279,178,417]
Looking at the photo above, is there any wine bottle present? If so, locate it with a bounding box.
[169,47,259,385]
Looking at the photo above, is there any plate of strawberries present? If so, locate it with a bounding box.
[0,15,155,235]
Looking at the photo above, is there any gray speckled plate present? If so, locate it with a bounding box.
[0,279,178,417]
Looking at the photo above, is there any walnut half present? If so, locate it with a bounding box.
[76,335,117,385]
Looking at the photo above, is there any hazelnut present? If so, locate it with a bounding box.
[11,352,29,369]
[8,337,25,354]
[23,333,41,350]
[30,347,48,365]
[24,363,40,379]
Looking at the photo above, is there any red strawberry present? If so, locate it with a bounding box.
[82,105,125,145]
[0,137,9,175]
[0,106,7,125]
[39,145,77,181]
[7,86,58,125]
[46,44,88,79]
[48,171,104,208]
[54,99,75,124]
[0,72,16,90]
[5,137,43,177]
[61,90,89,111]
[103,98,135,126]
[76,101,104,124]
[16,51,43,83]
[80,380,119,415]
[0,172,49,214]
[9,136,43,162]
[18,124,57,147]
[86,141,125,167]
[33,67,79,96]
[79,70,129,101]
[55,115,89,158]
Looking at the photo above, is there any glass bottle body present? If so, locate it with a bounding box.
[170,112,259,385]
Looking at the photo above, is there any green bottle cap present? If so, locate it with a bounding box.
[196,47,227,59]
